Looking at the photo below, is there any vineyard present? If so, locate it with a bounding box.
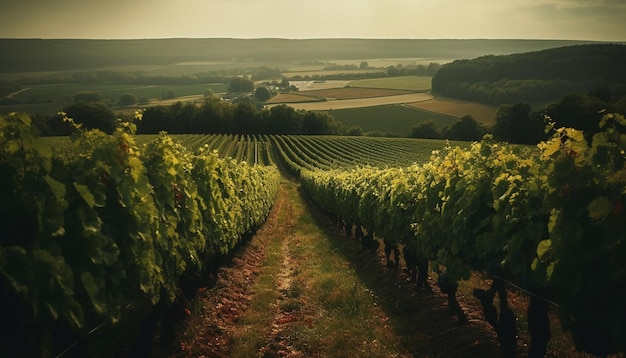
[0,113,280,356]
[2,111,626,356]
[297,114,626,356]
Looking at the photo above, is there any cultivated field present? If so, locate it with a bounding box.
[281,68,385,78]
[269,87,414,102]
[287,80,353,91]
[349,76,432,91]
[269,92,433,111]
[329,104,459,136]
[408,97,498,123]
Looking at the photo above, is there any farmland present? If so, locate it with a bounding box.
[327,104,459,136]
[1,38,598,126]
[3,39,624,356]
[349,75,433,91]
[408,97,498,124]
[269,92,433,112]
[267,87,417,104]
[10,118,623,356]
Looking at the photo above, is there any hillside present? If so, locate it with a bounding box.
[0,38,600,73]
[432,43,626,104]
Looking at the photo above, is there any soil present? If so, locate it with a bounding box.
[163,177,511,357]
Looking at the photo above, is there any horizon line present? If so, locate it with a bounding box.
[0,36,621,43]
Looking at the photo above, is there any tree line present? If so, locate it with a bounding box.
[432,44,626,105]
[410,90,626,144]
[30,97,346,137]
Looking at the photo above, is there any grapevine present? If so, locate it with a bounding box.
[299,113,626,356]
[0,112,279,356]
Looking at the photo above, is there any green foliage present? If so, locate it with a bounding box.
[299,112,626,356]
[441,115,485,141]
[62,102,116,134]
[228,77,255,93]
[410,119,441,139]
[119,93,137,106]
[0,112,280,356]
[136,101,346,136]
[433,44,626,104]
[254,86,272,102]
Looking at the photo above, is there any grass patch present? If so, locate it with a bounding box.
[5,83,228,115]
[350,76,432,91]
[295,87,412,100]
[229,179,407,357]
[408,97,498,124]
[227,205,285,356]
[330,104,459,136]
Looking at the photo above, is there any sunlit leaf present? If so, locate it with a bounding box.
[588,196,611,222]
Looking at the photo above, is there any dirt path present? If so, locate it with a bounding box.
[169,176,503,357]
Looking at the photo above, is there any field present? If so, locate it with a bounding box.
[349,76,433,91]
[281,68,385,78]
[267,87,414,102]
[269,92,433,111]
[0,82,229,115]
[408,97,499,124]
[2,38,596,125]
[328,104,459,135]
[4,38,623,357]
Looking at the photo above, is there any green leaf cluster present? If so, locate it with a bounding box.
[0,113,279,356]
[300,112,626,356]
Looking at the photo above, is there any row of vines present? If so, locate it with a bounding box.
[48,133,276,166]
[0,113,280,356]
[271,135,455,175]
[296,113,626,356]
[48,133,458,170]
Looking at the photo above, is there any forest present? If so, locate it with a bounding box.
[0,38,596,73]
[432,44,626,105]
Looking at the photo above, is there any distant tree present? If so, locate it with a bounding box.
[280,78,290,88]
[254,86,272,102]
[30,113,69,136]
[360,61,369,69]
[228,77,255,93]
[119,93,137,106]
[347,126,363,136]
[427,62,442,76]
[73,91,101,103]
[301,111,344,135]
[268,105,302,134]
[204,88,215,98]
[233,102,259,134]
[544,93,607,139]
[410,120,441,139]
[63,101,116,134]
[442,115,485,141]
[137,106,174,134]
[491,102,544,144]
[161,90,177,99]
[196,96,234,133]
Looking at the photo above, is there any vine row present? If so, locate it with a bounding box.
[300,113,626,356]
[0,113,280,356]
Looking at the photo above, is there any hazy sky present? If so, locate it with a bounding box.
[0,0,625,41]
